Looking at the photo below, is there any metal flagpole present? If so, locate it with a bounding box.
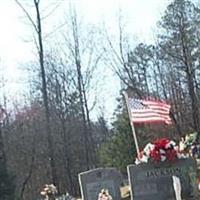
[123,92,140,158]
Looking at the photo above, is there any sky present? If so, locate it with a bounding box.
[0,0,170,121]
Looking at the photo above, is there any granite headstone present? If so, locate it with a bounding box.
[127,158,198,200]
[79,168,122,200]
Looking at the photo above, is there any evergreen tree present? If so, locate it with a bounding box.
[98,97,152,174]
[98,105,135,174]
[158,0,200,133]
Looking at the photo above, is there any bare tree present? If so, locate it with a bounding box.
[59,6,103,169]
[15,0,59,189]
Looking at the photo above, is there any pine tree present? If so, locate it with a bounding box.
[98,97,152,173]
[158,0,200,134]
[98,106,135,174]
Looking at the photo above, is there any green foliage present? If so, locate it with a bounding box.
[98,97,172,174]
[0,161,15,200]
[98,108,135,174]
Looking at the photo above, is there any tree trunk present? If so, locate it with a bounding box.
[71,10,91,169]
[34,0,59,190]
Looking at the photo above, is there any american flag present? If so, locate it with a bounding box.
[128,98,172,124]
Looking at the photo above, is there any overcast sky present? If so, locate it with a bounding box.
[0,0,170,120]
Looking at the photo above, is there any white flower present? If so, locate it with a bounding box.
[143,143,155,156]
[165,140,176,149]
[165,141,176,149]
[98,189,113,200]
[44,187,49,192]
[161,155,166,161]
[41,184,57,197]
[179,141,186,151]
[171,141,176,146]
[135,158,141,165]
[177,152,188,159]
[49,184,57,194]
[198,181,200,191]
[140,155,148,163]
[40,191,46,196]
[159,149,166,154]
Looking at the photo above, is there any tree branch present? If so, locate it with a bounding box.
[15,0,38,33]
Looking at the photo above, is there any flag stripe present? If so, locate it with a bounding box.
[131,113,170,118]
[133,118,169,122]
[131,115,168,119]
[142,100,171,106]
[128,98,172,124]
[131,116,171,121]
[132,110,169,115]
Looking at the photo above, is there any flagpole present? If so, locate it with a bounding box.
[123,92,140,158]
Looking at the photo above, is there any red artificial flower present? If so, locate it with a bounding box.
[149,138,178,162]
[153,138,170,149]
[150,148,161,162]
[165,149,177,161]
[136,138,179,164]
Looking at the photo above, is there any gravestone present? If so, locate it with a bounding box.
[79,168,122,200]
[127,158,198,200]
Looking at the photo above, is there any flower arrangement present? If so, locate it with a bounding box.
[40,184,58,199]
[179,132,199,157]
[185,132,197,147]
[97,189,113,200]
[135,138,185,164]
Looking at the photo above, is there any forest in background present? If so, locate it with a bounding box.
[1,0,200,199]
